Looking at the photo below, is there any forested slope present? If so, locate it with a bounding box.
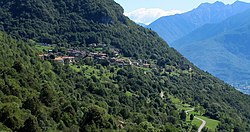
[0,0,179,61]
[0,0,250,131]
[0,31,182,131]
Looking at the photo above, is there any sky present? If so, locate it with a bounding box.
[115,0,250,25]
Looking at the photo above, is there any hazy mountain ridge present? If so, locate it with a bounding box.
[173,8,250,93]
[147,1,250,43]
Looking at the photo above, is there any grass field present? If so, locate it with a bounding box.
[125,91,133,97]
[70,65,101,77]
[70,65,82,72]
[34,45,54,52]
[189,115,220,132]
[197,116,220,131]
[192,118,202,128]
[168,95,181,104]
[70,64,116,81]
[94,48,103,51]
[165,94,220,132]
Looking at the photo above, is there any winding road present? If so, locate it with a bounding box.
[185,108,206,132]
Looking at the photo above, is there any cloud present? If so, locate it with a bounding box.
[124,8,182,25]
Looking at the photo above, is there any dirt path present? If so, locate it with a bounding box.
[185,108,206,132]
[185,108,194,114]
[195,116,206,132]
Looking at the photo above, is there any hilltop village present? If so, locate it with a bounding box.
[38,43,152,68]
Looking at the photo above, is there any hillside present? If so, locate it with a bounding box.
[173,8,250,94]
[0,31,186,131]
[147,1,250,43]
[1,0,250,131]
[0,0,176,61]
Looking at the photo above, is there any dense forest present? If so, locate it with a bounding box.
[0,0,250,131]
[0,31,182,131]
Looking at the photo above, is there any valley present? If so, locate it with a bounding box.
[148,1,250,95]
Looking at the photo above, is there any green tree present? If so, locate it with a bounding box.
[180,110,186,121]
[19,117,42,132]
[190,114,194,121]
[39,86,55,107]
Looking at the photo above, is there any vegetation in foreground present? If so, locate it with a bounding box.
[0,0,250,131]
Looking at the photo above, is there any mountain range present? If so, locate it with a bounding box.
[148,1,250,94]
[148,1,250,43]
[173,8,250,94]
[1,0,250,131]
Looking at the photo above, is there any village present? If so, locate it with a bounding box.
[38,43,153,68]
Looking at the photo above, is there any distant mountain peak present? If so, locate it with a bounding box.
[198,1,225,8]
[232,0,249,6]
[214,1,225,5]
[233,0,247,4]
[147,0,250,43]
